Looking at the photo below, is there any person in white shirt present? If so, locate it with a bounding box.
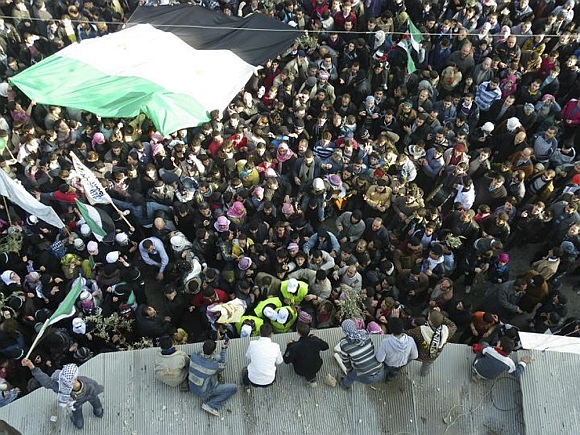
[242,324,283,390]
[375,317,418,381]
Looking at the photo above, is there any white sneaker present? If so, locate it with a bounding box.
[201,403,220,417]
[308,381,318,388]
[465,285,471,294]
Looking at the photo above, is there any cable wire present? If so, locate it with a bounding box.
[0,11,574,39]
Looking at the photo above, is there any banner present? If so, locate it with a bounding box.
[70,153,111,205]
[0,170,64,228]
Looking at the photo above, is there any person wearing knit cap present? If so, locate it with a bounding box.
[154,335,190,392]
[337,319,384,389]
[298,310,312,324]
[283,321,329,387]
[21,358,104,429]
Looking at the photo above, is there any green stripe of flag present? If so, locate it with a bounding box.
[48,276,83,326]
[75,199,107,240]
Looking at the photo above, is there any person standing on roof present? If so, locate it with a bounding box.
[21,358,104,429]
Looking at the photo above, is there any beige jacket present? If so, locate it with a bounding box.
[154,350,190,387]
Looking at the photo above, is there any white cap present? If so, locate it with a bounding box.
[277,308,289,324]
[287,278,299,294]
[506,117,522,132]
[115,232,129,244]
[80,224,90,236]
[313,178,325,191]
[73,238,85,250]
[481,122,495,133]
[240,324,252,338]
[26,215,38,225]
[170,234,186,251]
[263,306,277,321]
[105,251,120,264]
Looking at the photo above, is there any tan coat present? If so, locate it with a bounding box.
[154,349,190,387]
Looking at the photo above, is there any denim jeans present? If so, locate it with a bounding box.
[384,364,403,381]
[203,383,238,410]
[341,367,384,389]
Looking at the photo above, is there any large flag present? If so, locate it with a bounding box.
[0,169,64,228]
[48,276,83,326]
[75,199,115,242]
[9,5,298,135]
[70,153,111,205]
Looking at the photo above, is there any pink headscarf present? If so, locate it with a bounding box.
[91,132,105,147]
[226,201,246,219]
[367,321,384,335]
[276,143,294,164]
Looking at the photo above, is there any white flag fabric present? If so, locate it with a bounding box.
[70,153,111,205]
[0,170,64,228]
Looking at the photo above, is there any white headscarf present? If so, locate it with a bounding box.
[72,318,86,335]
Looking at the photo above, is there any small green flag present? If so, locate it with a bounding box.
[48,276,84,326]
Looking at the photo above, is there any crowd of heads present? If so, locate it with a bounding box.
[0,0,579,406]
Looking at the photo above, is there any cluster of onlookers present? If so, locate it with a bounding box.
[0,0,578,418]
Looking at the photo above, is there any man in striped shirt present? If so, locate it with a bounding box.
[338,319,384,389]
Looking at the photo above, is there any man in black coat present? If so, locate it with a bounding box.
[283,322,329,386]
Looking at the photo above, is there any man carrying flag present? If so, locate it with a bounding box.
[26,276,84,358]
[20,358,104,429]
[21,276,104,429]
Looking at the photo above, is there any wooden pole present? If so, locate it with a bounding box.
[25,319,50,359]
[109,201,135,233]
[1,195,12,227]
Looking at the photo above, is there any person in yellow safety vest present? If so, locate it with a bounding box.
[254,297,283,318]
[235,316,264,337]
[264,306,297,334]
[280,278,308,306]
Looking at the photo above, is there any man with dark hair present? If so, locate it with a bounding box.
[138,236,169,281]
[471,337,531,381]
[188,338,237,417]
[376,316,418,381]
[283,322,329,387]
[154,335,190,392]
[135,305,173,339]
[242,324,283,391]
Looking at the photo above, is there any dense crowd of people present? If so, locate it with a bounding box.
[0,0,578,424]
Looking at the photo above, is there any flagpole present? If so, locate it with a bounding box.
[25,319,50,359]
[1,196,12,227]
[109,201,135,233]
